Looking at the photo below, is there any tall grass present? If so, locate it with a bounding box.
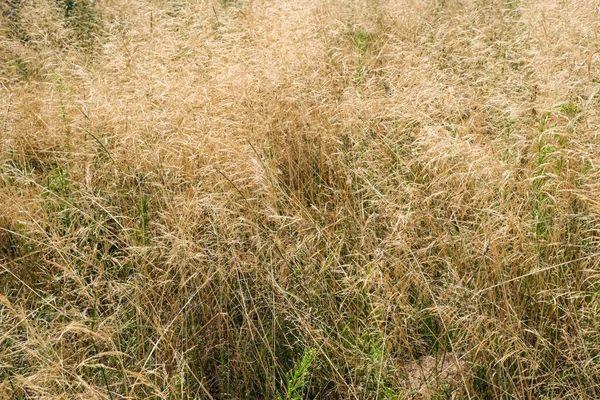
[2,0,600,398]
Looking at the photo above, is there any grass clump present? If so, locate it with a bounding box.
[2,0,600,398]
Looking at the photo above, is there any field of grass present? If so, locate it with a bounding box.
[2,0,600,398]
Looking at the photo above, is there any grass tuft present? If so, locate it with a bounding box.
[2,0,600,398]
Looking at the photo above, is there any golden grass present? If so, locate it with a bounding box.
[2,0,600,398]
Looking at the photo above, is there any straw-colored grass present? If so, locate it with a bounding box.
[2,0,600,398]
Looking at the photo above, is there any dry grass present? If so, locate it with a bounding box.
[2,0,600,398]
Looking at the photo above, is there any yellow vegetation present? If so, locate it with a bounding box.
[2,0,600,398]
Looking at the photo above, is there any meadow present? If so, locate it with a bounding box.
[1,0,600,398]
